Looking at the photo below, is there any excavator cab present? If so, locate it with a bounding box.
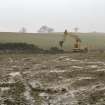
[74,39,80,48]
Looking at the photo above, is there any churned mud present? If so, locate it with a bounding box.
[0,53,105,105]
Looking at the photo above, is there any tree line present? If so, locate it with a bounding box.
[20,25,79,33]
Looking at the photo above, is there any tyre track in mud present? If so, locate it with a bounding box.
[0,54,105,104]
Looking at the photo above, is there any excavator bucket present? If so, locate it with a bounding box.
[59,41,64,48]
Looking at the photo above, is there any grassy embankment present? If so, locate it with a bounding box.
[0,32,105,51]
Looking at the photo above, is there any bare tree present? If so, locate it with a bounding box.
[19,27,27,33]
[47,27,54,33]
[74,27,79,32]
[38,25,54,33]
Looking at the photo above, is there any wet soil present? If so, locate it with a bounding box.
[0,52,105,105]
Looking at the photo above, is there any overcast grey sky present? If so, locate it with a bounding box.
[0,0,105,32]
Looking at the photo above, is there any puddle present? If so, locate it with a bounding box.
[96,69,105,71]
[70,59,81,62]
[1,87,10,91]
[50,69,67,73]
[77,77,92,81]
[72,66,83,69]
[88,65,99,68]
[9,72,21,77]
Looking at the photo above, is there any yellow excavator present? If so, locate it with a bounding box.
[59,30,88,52]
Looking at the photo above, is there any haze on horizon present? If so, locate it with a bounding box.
[0,0,105,33]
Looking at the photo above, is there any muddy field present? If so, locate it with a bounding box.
[0,53,105,105]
